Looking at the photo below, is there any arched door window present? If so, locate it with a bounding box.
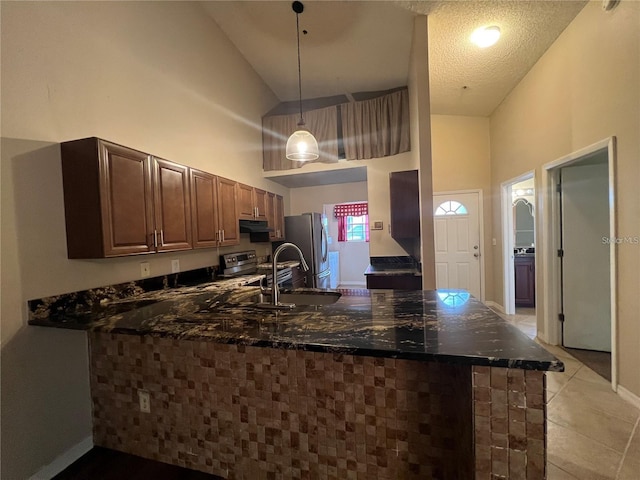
[434,200,468,216]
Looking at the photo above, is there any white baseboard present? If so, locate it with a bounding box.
[484,301,505,313]
[617,385,640,410]
[29,436,93,480]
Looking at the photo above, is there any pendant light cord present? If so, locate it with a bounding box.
[296,12,304,127]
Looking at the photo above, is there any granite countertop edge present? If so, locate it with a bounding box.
[364,265,421,276]
[28,284,564,373]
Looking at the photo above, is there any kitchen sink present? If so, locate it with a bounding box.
[251,290,341,308]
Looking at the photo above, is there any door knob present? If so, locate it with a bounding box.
[474,245,479,250]
[474,253,480,258]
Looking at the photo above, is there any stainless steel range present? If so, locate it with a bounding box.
[220,250,292,286]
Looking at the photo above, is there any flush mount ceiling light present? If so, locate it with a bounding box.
[470,25,501,48]
[285,1,319,162]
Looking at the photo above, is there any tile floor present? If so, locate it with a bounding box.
[497,308,640,479]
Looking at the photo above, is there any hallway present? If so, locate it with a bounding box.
[500,310,640,479]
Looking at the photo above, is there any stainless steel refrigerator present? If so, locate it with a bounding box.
[280,213,330,288]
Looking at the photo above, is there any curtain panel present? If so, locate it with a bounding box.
[341,88,410,160]
[262,105,339,171]
[262,88,410,170]
[333,202,368,217]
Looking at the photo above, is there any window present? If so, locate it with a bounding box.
[334,202,369,242]
[435,200,468,216]
[345,215,368,242]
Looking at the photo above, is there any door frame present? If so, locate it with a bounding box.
[501,171,536,315]
[541,136,617,390]
[433,189,485,302]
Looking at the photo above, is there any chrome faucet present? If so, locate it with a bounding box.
[269,242,309,307]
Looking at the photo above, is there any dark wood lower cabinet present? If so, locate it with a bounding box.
[366,274,422,290]
[514,256,535,307]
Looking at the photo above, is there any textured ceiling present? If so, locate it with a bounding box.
[203,1,588,117]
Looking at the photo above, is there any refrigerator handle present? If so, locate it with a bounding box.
[321,223,328,263]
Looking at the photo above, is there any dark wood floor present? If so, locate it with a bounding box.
[53,447,223,480]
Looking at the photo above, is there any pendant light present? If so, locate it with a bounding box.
[285,1,319,162]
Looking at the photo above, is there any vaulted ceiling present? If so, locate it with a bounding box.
[203,0,588,117]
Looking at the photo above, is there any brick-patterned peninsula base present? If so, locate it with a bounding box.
[89,333,545,479]
[472,366,546,479]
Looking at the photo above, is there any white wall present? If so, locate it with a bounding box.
[490,1,640,395]
[323,204,370,287]
[1,2,278,478]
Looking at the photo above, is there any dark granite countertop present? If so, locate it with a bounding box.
[29,284,563,372]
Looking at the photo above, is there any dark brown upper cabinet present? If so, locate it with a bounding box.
[61,138,192,258]
[266,192,285,241]
[237,183,268,221]
[274,194,285,240]
[216,176,241,246]
[389,169,420,240]
[190,170,240,249]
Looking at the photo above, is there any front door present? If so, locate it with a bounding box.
[433,192,482,299]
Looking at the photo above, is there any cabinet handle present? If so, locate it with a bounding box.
[160,229,164,246]
[221,229,225,243]
[153,230,158,248]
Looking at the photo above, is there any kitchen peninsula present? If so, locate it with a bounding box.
[30,280,562,479]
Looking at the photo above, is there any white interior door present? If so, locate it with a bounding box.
[433,192,481,299]
[561,163,611,351]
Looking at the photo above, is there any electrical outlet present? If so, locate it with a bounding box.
[140,262,151,278]
[138,389,150,413]
[492,238,497,246]
[171,259,180,273]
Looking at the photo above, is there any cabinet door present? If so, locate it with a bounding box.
[254,188,268,221]
[366,274,422,290]
[266,192,276,239]
[390,170,420,239]
[274,194,285,240]
[237,183,255,220]
[217,177,240,246]
[99,141,155,256]
[153,158,192,252]
[190,169,219,249]
[514,257,535,307]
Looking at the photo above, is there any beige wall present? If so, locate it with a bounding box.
[289,182,368,216]
[366,152,419,257]
[409,15,436,288]
[1,2,278,478]
[490,1,640,396]
[431,115,493,301]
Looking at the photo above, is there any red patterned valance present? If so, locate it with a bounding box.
[334,202,368,218]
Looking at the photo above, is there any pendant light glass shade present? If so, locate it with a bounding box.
[286,1,318,162]
[286,128,319,161]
